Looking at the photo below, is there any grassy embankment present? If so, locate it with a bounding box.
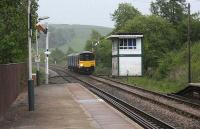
[117,41,200,93]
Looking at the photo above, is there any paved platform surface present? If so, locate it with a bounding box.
[0,83,143,129]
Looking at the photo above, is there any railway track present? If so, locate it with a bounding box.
[49,66,200,128]
[95,75,200,108]
[89,75,200,120]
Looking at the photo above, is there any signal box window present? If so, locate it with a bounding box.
[119,39,136,49]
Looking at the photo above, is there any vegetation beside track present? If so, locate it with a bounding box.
[120,77,186,93]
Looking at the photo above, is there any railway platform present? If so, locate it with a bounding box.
[0,83,143,129]
[175,83,200,100]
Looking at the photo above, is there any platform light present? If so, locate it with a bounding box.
[35,23,48,34]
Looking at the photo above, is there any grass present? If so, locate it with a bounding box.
[119,76,187,94]
[117,41,200,94]
[94,65,111,75]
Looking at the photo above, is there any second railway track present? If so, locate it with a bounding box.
[89,75,200,119]
[50,66,200,129]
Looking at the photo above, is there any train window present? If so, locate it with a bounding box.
[80,53,94,61]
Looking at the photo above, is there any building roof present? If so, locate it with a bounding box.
[115,32,143,35]
[107,32,143,39]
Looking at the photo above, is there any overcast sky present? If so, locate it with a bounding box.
[38,0,200,28]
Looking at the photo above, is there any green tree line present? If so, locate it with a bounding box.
[85,1,200,83]
[0,0,38,64]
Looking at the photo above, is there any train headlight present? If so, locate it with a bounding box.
[80,63,83,67]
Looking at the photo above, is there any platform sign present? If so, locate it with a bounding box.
[44,51,51,55]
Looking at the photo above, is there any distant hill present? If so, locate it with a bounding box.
[38,24,112,52]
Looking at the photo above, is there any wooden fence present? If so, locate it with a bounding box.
[0,63,27,117]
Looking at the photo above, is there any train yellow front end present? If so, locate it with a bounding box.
[67,51,96,74]
[79,60,95,73]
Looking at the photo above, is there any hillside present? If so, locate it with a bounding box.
[38,24,112,52]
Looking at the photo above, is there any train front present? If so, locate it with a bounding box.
[79,51,95,74]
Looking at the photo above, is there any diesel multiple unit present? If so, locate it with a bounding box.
[67,51,95,74]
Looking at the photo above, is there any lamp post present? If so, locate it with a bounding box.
[28,0,34,111]
[35,16,49,86]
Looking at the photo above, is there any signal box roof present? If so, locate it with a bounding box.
[107,32,143,39]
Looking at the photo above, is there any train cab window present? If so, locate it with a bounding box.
[80,53,94,61]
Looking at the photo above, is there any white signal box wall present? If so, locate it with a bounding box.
[108,33,143,76]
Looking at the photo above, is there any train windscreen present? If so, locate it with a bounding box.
[80,53,94,61]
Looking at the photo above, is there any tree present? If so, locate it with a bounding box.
[84,30,112,73]
[151,0,200,43]
[85,30,102,51]
[49,48,65,64]
[112,3,141,30]
[120,15,180,73]
[95,39,112,68]
[0,0,38,64]
[150,0,187,24]
[177,16,200,43]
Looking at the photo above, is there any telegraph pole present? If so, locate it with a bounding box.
[188,3,191,83]
[35,27,40,86]
[28,0,34,111]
